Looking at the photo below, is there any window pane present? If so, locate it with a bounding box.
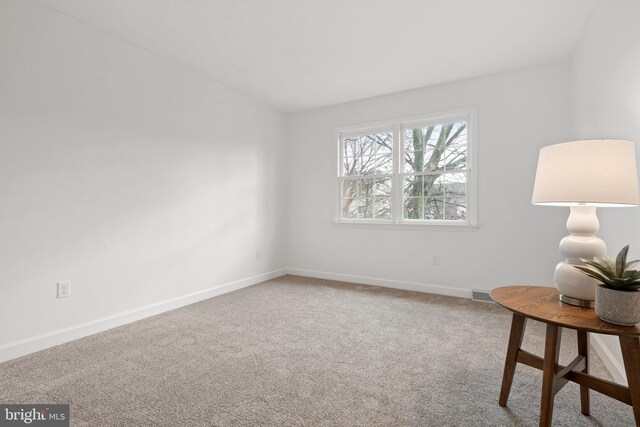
[342,132,393,176]
[404,126,444,173]
[342,156,354,175]
[423,125,445,172]
[403,174,447,220]
[403,149,426,173]
[342,198,376,219]
[377,139,392,154]
[404,121,468,173]
[342,178,358,200]
[342,178,388,220]
[404,129,426,173]
[374,197,391,219]
[356,178,374,199]
[342,198,358,218]
[403,175,425,219]
[375,152,393,174]
[424,174,445,198]
[374,178,391,197]
[403,128,424,153]
[403,175,423,198]
[358,197,374,218]
[444,173,467,220]
[424,197,444,220]
[444,122,467,171]
[404,197,422,219]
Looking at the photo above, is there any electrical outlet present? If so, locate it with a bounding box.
[57,281,71,298]
[256,250,261,260]
[432,256,440,266]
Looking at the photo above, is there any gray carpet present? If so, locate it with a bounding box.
[0,275,634,426]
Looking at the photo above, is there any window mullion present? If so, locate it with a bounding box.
[443,173,447,220]
[392,124,401,223]
[336,134,343,222]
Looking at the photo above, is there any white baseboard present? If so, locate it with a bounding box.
[286,268,472,299]
[590,334,627,386]
[0,268,287,363]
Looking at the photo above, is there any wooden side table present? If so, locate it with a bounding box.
[492,286,640,427]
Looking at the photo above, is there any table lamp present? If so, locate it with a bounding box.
[532,139,640,307]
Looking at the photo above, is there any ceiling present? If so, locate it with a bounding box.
[38,0,598,112]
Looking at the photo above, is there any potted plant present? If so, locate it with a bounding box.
[574,245,640,326]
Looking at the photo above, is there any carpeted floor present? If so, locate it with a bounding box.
[0,275,634,426]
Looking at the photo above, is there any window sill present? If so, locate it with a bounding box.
[333,221,480,232]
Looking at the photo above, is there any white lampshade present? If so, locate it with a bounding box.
[532,139,640,207]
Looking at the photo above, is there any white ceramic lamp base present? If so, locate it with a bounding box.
[555,205,606,307]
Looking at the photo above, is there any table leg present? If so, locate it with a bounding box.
[499,313,527,407]
[620,336,640,426]
[577,331,590,416]
[540,324,562,427]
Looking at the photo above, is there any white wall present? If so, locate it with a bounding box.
[571,0,640,384]
[286,62,572,294]
[0,0,287,355]
[3,0,624,377]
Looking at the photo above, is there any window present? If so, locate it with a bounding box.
[335,107,477,227]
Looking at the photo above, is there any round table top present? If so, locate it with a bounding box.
[491,286,640,336]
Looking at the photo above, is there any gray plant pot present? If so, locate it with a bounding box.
[595,285,640,326]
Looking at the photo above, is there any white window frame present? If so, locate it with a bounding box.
[333,106,478,230]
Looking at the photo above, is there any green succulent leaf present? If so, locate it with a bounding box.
[623,270,640,280]
[596,256,617,271]
[583,261,615,278]
[616,245,630,277]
